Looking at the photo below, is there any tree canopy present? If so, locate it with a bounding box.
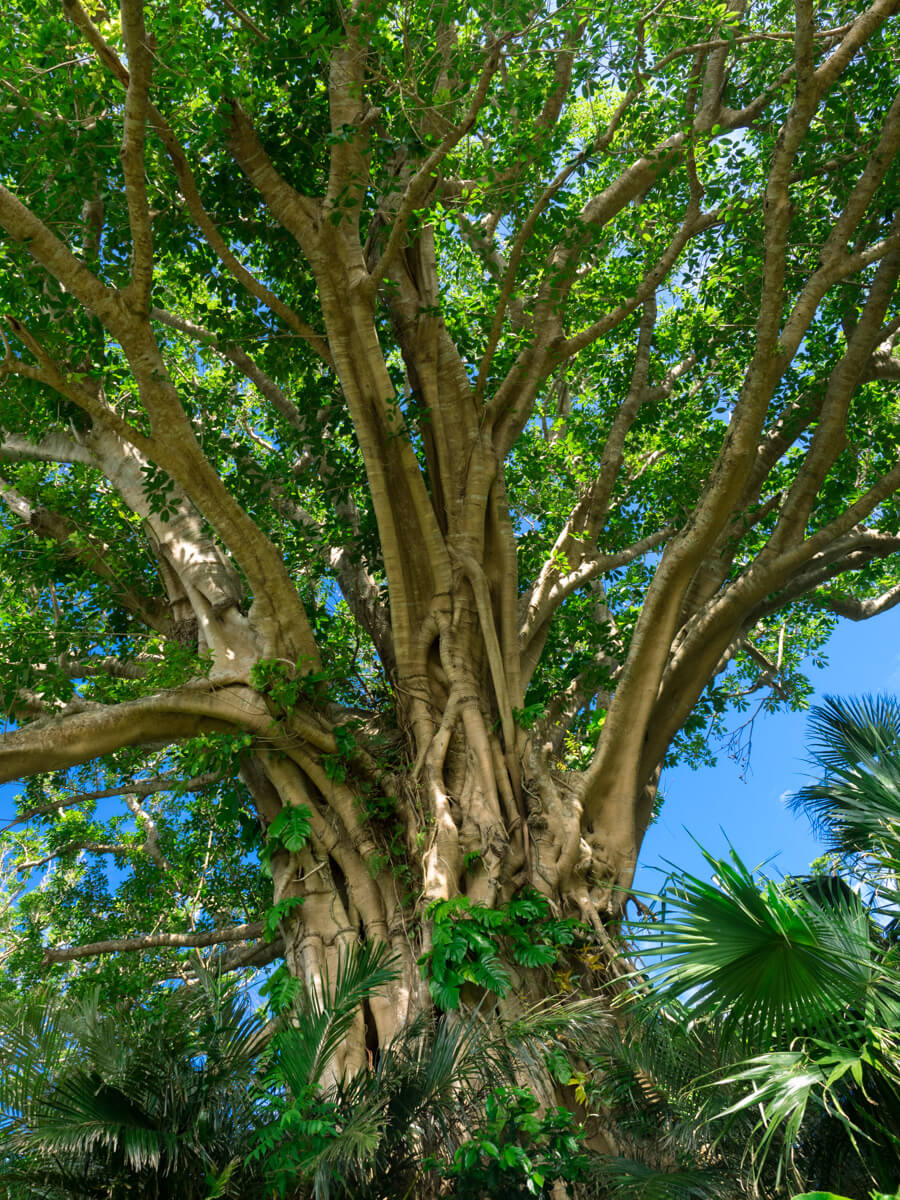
[0,0,898,1043]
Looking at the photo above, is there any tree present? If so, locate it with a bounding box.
[0,0,899,1066]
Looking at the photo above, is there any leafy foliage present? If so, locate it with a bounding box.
[434,1085,590,1199]
[249,944,606,1200]
[420,889,583,1010]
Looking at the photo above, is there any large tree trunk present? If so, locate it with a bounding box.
[1,0,899,1078]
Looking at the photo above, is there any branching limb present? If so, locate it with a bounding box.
[0,681,270,785]
[820,582,900,621]
[61,0,332,364]
[227,101,321,260]
[0,474,168,632]
[5,314,320,668]
[519,528,672,658]
[368,38,504,292]
[123,792,170,870]
[0,431,94,466]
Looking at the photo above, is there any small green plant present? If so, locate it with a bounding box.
[434,1085,589,1198]
[263,896,306,942]
[259,804,312,877]
[258,805,312,946]
[249,658,306,713]
[420,889,583,1010]
[512,702,547,729]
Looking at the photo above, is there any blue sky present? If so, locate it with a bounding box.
[636,606,900,892]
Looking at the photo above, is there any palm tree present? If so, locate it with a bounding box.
[1,938,606,1200]
[0,966,270,1199]
[790,693,900,863]
[613,695,900,1198]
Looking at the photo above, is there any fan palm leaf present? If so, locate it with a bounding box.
[631,847,877,1045]
[790,694,900,858]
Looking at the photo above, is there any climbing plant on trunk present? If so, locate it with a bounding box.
[1,0,899,1069]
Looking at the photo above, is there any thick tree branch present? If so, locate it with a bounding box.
[0,682,270,785]
[0,184,118,325]
[821,581,900,621]
[0,431,94,466]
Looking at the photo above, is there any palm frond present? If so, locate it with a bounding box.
[706,1042,875,1191]
[593,1156,731,1200]
[273,941,400,1095]
[790,695,900,857]
[632,847,877,1043]
[0,969,268,1198]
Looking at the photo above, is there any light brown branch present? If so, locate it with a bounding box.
[61,0,332,365]
[150,307,307,431]
[14,842,137,874]
[119,0,155,310]
[821,581,900,621]
[5,771,222,828]
[0,474,168,632]
[44,920,265,962]
[0,681,270,785]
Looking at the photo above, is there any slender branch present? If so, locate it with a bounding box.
[216,0,268,41]
[150,307,307,431]
[61,0,332,364]
[119,0,155,310]
[14,842,138,874]
[123,792,170,870]
[368,39,504,292]
[4,771,222,828]
[552,207,720,364]
[44,921,266,963]
[0,474,168,632]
